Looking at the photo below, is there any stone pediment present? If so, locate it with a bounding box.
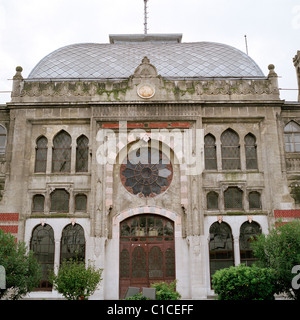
[133,57,158,78]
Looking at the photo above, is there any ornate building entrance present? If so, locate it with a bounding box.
[119,214,175,298]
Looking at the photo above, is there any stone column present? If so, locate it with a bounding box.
[89,237,106,300]
[233,236,241,266]
[54,238,60,275]
[188,235,208,299]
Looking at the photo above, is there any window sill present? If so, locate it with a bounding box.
[30,213,89,218]
[204,211,268,216]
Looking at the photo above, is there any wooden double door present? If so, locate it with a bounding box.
[119,215,175,299]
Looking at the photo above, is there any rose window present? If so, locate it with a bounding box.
[120,148,173,197]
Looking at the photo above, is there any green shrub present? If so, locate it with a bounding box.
[212,264,279,300]
[0,230,41,300]
[150,280,181,300]
[51,259,103,300]
[125,293,149,300]
[251,219,300,300]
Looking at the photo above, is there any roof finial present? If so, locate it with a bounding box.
[144,0,149,34]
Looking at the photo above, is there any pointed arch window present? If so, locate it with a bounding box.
[284,121,300,152]
[221,129,240,170]
[245,133,258,170]
[204,134,217,170]
[35,136,48,173]
[0,125,7,155]
[76,135,89,172]
[30,224,55,290]
[52,130,71,173]
[60,223,85,263]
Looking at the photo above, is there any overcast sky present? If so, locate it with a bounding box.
[0,0,299,103]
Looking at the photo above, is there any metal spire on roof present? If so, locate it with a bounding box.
[144,0,149,34]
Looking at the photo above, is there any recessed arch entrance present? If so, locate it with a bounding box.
[119,214,176,299]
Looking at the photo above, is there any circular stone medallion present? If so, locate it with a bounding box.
[137,84,155,99]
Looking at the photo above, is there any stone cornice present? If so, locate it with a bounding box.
[10,76,280,103]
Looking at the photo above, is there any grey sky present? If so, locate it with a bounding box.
[0,0,299,103]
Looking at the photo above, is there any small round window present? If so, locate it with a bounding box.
[120,147,173,198]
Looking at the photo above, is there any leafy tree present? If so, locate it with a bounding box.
[212,264,279,300]
[0,230,41,300]
[51,259,103,300]
[251,220,300,300]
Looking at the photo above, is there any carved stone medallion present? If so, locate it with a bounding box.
[137,84,155,99]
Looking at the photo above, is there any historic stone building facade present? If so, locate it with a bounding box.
[0,34,299,299]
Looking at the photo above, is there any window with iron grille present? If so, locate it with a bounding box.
[75,194,87,211]
[245,133,258,170]
[35,136,48,173]
[284,121,300,152]
[221,129,240,170]
[52,130,71,173]
[249,191,261,210]
[239,221,261,266]
[224,187,243,210]
[32,194,45,212]
[50,189,69,212]
[60,223,85,263]
[207,191,219,210]
[204,134,217,170]
[0,125,7,155]
[76,135,89,172]
[30,224,54,290]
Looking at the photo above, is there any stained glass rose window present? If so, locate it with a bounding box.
[120,147,173,197]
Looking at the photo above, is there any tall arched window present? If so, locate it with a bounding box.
[52,130,71,172]
[204,134,217,170]
[30,224,55,290]
[284,121,300,152]
[239,221,261,266]
[0,124,7,155]
[76,135,89,172]
[209,222,234,283]
[60,223,85,263]
[245,133,258,170]
[35,136,48,173]
[221,129,240,170]
[50,189,69,213]
[224,187,243,210]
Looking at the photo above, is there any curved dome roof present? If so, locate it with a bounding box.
[28,41,265,80]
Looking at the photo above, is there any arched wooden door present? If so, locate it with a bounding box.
[119,214,175,299]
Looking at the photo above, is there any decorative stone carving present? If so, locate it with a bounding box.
[137,83,155,99]
[133,56,158,78]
